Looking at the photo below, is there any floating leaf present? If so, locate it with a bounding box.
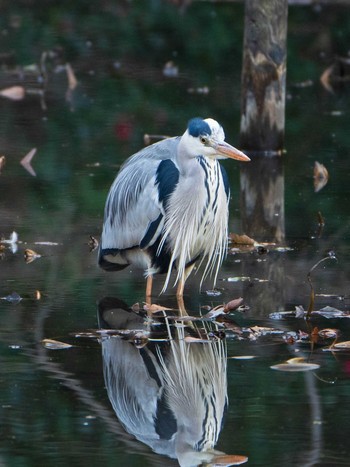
[143,303,173,313]
[317,211,325,226]
[42,339,72,350]
[0,85,25,100]
[271,357,320,372]
[209,454,248,466]
[230,233,256,245]
[314,161,329,192]
[66,63,78,90]
[320,64,334,93]
[318,328,339,339]
[0,155,5,174]
[202,307,225,319]
[88,235,99,251]
[286,357,307,364]
[24,248,41,264]
[223,297,244,312]
[20,148,37,176]
[334,341,350,349]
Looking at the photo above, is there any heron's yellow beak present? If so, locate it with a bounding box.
[215,141,250,161]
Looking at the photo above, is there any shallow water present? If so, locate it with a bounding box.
[1,2,350,466]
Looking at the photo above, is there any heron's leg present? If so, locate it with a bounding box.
[176,263,195,316]
[176,263,195,297]
[146,275,153,305]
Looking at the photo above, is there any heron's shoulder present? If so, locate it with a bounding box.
[122,136,180,169]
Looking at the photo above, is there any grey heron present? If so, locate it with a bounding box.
[99,117,250,298]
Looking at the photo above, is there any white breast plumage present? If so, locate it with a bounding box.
[158,156,229,292]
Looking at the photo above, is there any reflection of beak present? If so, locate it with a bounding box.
[212,139,250,162]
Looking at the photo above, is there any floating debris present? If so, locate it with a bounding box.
[224,297,244,313]
[132,332,149,349]
[271,357,320,372]
[143,303,173,314]
[66,62,78,91]
[187,86,210,95]
[318,328,339,339]
[42,339,73,350]
[143,134,169,146]
[313,306,349,319]
[229,355,256,360]
[162,60,178,78]
[208,454,248,466]
[333,340,350,349]
[34,241,60,246]
[226,276,250,283]
[1,231,18,252]
[88,235,99,252]
[24,248,41,264]
[249,326,284,336]
[320,64,335,93]
[317,210,325,226]
[293,79,313,88]
[1,231,18,245]
[0,85,26,101]
[20,148,37,176]
[314,161,329,192]
[270,305,349,320]
[0,292,22,303]
[230,233,256,245]
[275,246,294,252]
[0,155,5,174]
[204,298,245,320]
[184,336,218,344]
[205,289,222,297]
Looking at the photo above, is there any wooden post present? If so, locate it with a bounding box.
[239,0,288,242]
[240,0,288,151]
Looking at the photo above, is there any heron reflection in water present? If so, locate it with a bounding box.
[98,118,250,303]
[98,297,247,466]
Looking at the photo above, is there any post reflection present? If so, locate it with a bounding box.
[97,297,247,467]
[240,155,285,243]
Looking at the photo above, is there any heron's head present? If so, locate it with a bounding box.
[182,117,250,162]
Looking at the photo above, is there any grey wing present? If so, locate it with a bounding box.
[99,137,180,269]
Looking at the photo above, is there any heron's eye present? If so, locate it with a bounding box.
[200,136,208,145]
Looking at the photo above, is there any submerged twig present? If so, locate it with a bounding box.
[306,251,337,320]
